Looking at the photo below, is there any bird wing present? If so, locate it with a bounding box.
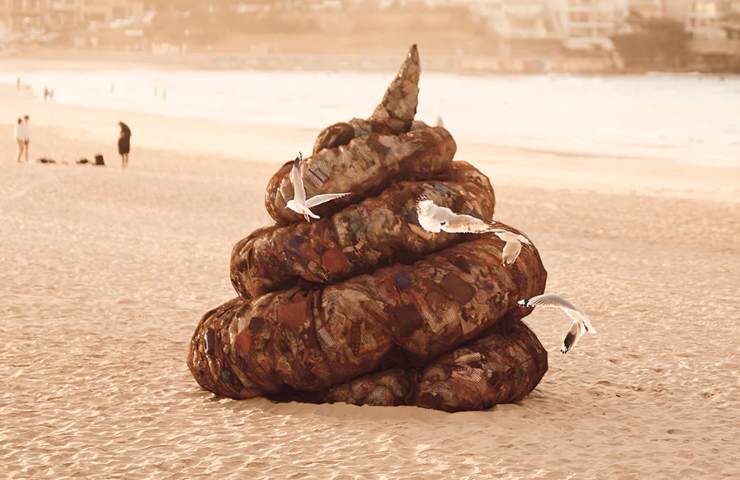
[442,213,495,234]
[492,229,530,245]
[289,158,306,204]
[416,200,449,233]
[492,229,514,241]
[561,319,582,354]
[518,293,596,353]
[501,239,523,265]
[525,293,581,312]
[562,306,597,335]
[305,192,351,208]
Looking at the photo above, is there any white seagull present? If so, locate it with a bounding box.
[416,199,496,234]
[490,229,531,266]
[518,293,597,354]
[286,153,350,222]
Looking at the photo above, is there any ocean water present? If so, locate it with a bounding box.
[3,69,739,166]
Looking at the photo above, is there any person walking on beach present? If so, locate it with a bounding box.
[14,116,30,163]
[118,121,131,168]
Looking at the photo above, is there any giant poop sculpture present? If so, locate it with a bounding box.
[188,45,550,412]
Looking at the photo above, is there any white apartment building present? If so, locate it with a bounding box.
[80,0,143,23]
[686,0,738,38]
[629,0,663,17]
[555,0,628,37]
[1,0,49,31]
[466,0,551,39]
[1,0,142,32]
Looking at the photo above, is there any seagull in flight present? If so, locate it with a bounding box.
[490,229,531,266]
[286,153,350,222]
[518,293,597,354]
[416,199,496,234]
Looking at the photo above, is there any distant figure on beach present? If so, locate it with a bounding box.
[118,121,131,168]
[49,88,54,101]
[14,116,30,163]
[43,87,49,103]
[110,82,115,95]
[162,88,167,101]
[16,77,20,90]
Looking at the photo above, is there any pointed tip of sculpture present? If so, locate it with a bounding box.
[370,44,421,132]
[399,44,420,82]
[408,43,419,63]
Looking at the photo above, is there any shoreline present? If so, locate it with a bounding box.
[3,50,740,76]
[2,83,739,204]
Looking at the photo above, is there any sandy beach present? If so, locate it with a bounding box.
[1,82,739,479]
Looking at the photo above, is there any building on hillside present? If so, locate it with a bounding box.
[46,0,82,30]
[79,0,144,25]
[489,0,551,39]
[1,0,143,33]
[687,0,726,38]
[464,0,548,38]
[1,0,49,32]
[662,0,694,21]
[472,0,564,71]
[629,0,664,18]
[549,0,629,50]
[686,0,740,37]
[685,0,740,66]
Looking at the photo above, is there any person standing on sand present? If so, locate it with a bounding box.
[118,121,131,168]
[14,118,26,163]
[14,116,30,163]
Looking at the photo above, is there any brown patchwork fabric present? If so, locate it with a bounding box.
[311,45,420,157]
[188,236,546,400]
[232,162,495,299]
[265,123,457,225]
[322,316,547,411]
[188,45,550,411]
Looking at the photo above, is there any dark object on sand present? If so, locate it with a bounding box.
[77,158,90,165]
[95,154,105,166]
[187,46,550,412]
[37,157,56,164]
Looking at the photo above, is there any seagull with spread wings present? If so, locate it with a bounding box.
[416,199,496,234]
[518,293,597,354]
[415,199,531,266]
[286,153,350,222]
